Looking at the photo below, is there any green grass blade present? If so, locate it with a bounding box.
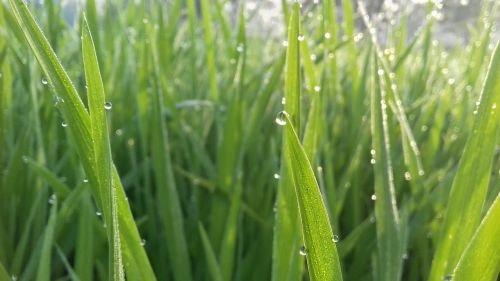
[451,193,500,281]
[283,114,343,281]
[82,16,124,281]
[284,2,300,131]
[371,56,404,281]
[7,1,156,279]
[199,223,224,281]
[200,0,218,101]
[35,196,57,281]
[272,4,304,281]
[429,41,500,281]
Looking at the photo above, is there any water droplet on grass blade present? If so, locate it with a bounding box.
[41,78,48,85]
[370,159,376,164]
[83,179,89,183]
[324,32,331,39]
[443,275,453,281]
[96,211,102,216]
[333,235,339,242]
[273,173,280,179]
[297,34,305,41]
[313,85,321,92]
[48,194,56,205]
[371,194,377,200]
[104,101,112,110]
[61,122,68,128]
[141,239,146,246]
[404,171,412,181]
[299,246,307,256]
[275,111,289,126]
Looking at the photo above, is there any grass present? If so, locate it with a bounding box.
[0,0,499,280]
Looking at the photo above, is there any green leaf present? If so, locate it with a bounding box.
[370,56,404,281]
[284,114,343,281]
[199,223,224,281]
[429,41,500,281]
[36,196,57,281]
[452,193,500,281]
[82,16,124,281]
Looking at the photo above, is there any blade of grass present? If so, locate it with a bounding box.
[199,223,224,281]
[428,41,500,281]
[371,55,404,281]
[35,195,57,281]
[7,1,156,279]
[283,114,343,281]
[82,16,124,281]
[272,3,304,281]
[451,193,500,281]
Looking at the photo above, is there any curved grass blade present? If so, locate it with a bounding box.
[283,114,343,281]
[7,1,156,279]
[451,193,500,281]
[82,16,124,281]
[428,41,500,281]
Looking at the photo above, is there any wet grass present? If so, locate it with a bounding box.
[0,0,499,280]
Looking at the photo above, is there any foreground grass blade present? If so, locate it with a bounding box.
[273,3,303,281]
[429,42,500,281]
[283,115,343,281]
[36,196,57,281]
[371,56,404,281]
[7,1,155,279]
[199,223,223,281]
[451,193,500,281]
[82,17,124,281]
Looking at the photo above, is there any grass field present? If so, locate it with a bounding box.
[0,0,499,280]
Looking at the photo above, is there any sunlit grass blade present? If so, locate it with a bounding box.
[7,1,156,279]
[82,16,124,281]
[283,114,343,281]
[451,192,500,281]
[370,55,404,281]
[429,42,500,281]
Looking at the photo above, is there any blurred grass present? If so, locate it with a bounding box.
[0,0,499,280]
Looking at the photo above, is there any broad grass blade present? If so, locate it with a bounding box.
[283,114,343,281]
[429,42,500,281]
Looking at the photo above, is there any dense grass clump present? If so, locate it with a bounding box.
[0,0,499,280]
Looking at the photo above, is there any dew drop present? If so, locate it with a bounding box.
[83,179,89,183]
[96,211,102,216]
[404,171,412,181]
[370,158,376,164]
[41,78,48,85]
[332,235,339,243]
[313,85,321,92]
[324,32,331,39]
[370,149,376,156]
[443,275,453,281]
[104,101,113,110]
[492,103,497,110]
[418,170,425,176]
[371,194,377,200]
[281,97,286,105]
[48,194,56,205]
[297,34,305,41]
[402,253,409,260]
[377,69,385,76]
[273,173,280,179]
[282,40,289,47]
[236,43,244,53]
[275,111,289,126]
[61,121,68,128]
[141,239,146,246]
[11,275,17,281]
[299,246,307,256]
